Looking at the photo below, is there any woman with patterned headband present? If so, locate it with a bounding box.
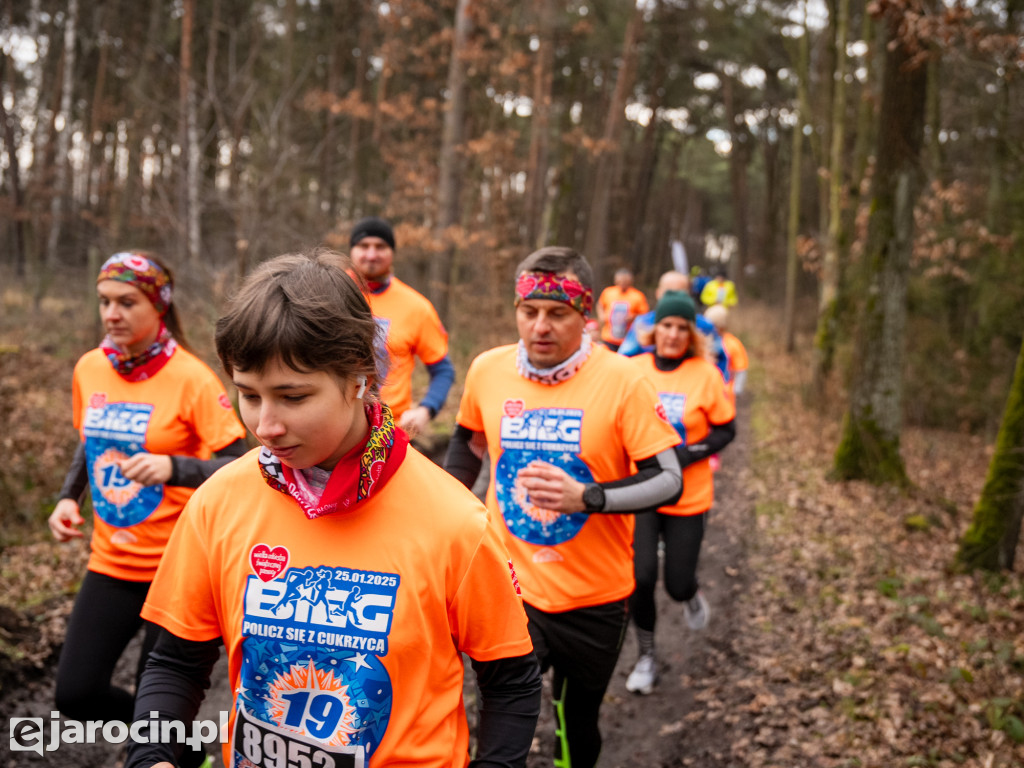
[48,251,247,767]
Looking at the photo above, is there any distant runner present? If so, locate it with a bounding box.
[624,291,736,695]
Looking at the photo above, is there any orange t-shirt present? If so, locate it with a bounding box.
[364,278,448,418]
[722,331,748,373]
[143,447,532,768]
[71,347,246,581]
[598,286,649,343]
[456,344,680,612]
[632,353,735,515]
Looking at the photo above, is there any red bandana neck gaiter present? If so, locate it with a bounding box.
[258,401,410,519]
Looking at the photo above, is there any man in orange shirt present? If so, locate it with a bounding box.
[445,247,682,768]
[596,267,649,351]
[350,217,455,439]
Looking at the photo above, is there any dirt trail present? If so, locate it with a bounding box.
[1,395,755,768]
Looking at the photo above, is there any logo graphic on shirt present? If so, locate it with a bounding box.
[83,401,162,527]
[658,392,687,443]
[496,407,592,546]
[236,563,399,767]
[609,301,631,339]
[218,393,233,410]
[508,560,521,595]
[503,399,525,418]
[250,543,290,581]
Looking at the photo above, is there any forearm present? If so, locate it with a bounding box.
[444,425,484,488]
[679,421,736,466]
[470,653,542,768]
[126,630,221,768]
[588,448,682,514]
[58,442,89,502]
[167,437,248,488]
[421,355,456,416]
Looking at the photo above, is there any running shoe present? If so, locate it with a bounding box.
[684,590,710,630]
[625,654,658,695]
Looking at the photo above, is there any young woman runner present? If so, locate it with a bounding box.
[125,249,540,768]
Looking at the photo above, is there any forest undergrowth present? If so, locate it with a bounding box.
[0,289,1022,767]
[712,305,1024,768]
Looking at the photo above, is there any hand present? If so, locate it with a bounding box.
[516,461,586,514]
[49,499,85,542]
[119,453,173,486]
[397,406,432,440]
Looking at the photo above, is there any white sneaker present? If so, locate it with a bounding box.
[684,591,710,630]
[625,654,658,695]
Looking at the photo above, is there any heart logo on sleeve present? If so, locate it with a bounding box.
[249,544,290,582]
[503,399,525,418]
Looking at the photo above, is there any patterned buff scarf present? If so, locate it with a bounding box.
[514,271,593,317]
[100,322,178,382]
[258,401,410,520]
[516,331,593,386]
[98,252,177,381]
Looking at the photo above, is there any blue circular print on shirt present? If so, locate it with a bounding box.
[495,450,593,546]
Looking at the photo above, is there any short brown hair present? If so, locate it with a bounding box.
[215,248,382,395]
[514,246,594,293]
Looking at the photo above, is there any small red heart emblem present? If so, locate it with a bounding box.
[218,393,232,409]
[504,399,525,418]
[250,544,290,582]
[89,392,107,409]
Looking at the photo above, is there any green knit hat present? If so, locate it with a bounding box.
[655,291,696,323]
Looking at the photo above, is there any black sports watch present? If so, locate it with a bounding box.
[582,483,605,513]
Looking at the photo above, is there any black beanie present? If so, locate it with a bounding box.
[350,217,396,250]
[655,291,697,323]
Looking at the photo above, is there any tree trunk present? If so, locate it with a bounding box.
[723,75,750,288]
[429,0,472,326]
[0,9,27,276]
[524,0,555,250]
[582,3,643,284]
[178,0,198,263]
[832,1,928,485]
[784,3,810,354]
[958,336,1024,571]
[811,0,850,399]
[38,0,78,306]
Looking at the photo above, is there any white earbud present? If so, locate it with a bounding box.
[355,375,367,400]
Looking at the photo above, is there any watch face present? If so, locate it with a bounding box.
[584,484,603,509]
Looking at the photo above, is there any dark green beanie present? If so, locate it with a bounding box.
[655,291,696,323]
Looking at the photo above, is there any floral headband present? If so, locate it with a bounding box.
[514,271,594,316]
[97,252,173,316]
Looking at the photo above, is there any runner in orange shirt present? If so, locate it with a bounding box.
[349,217,455,439]
[48,251,247,768]
[596,267,649,351]
[705,304,749,399]
[624,292,736,695]
[445,247,682,768]
[125,249,539,768]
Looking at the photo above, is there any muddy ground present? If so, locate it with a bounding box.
[0,395,755,768]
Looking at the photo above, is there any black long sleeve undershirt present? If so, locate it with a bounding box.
[677,420,736,467]
[126,630,221,768]
[126,631,541,768]
[57,438,249,503]
[470,652,542,767]
[445,424,485,488]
